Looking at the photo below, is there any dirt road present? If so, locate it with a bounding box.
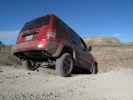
[0,66,133,100]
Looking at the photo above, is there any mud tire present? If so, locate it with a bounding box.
[56,53,73,77]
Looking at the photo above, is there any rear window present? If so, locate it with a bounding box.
[21,15,50,32]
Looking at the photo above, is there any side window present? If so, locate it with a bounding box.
[71,32,80,45]
[21,15,50,32]
[56,19,66,37]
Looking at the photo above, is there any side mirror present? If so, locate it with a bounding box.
[87,46,92,52]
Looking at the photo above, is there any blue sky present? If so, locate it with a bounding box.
[0,0,133,44]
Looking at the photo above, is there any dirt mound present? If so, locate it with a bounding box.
[84,37,121,46]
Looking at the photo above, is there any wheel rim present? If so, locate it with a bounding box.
[63,56,73,74]
[90,63,95,74]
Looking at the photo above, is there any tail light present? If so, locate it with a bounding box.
[46,32,56,39]
[37,44,44,48]
[37,31,56,49]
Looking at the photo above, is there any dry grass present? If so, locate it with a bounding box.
[0,44,133,72]
[92,45,133,72]
[0,45,19,66]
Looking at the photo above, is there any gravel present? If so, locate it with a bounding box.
[0,66,133,100]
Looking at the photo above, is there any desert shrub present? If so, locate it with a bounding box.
[0,41,2,45]
[0,45,20,66]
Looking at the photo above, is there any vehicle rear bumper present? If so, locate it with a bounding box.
[12,40,61,60]
[13,40,46,52]
[14,50,53,61]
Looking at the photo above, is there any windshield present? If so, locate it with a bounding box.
[21,15,50,32]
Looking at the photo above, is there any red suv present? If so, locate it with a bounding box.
[13,14,98,77]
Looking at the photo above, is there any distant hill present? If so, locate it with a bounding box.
[127,42,133,46]
[84,37,121,46]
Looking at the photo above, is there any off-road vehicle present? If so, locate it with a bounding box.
[13,14,98,77]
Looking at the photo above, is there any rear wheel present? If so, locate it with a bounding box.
[56,53,73,77]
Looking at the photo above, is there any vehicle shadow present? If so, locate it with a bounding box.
[72,67,90,74]
[39,66,92,76]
